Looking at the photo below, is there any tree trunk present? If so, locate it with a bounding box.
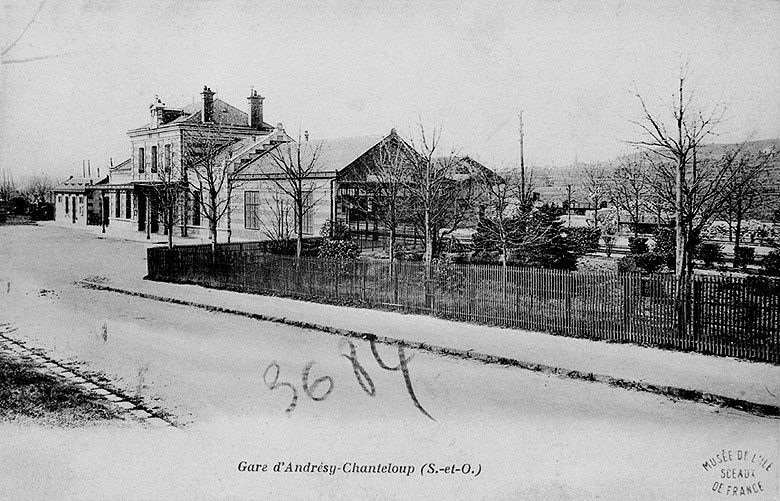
[227,198,232,244]
[634,200,640,238]
[167,206,174,249]
[675,154,686,338]
[424,209,433,264]
[389,225,397,304]
[210,219,217,251]
[423,208,434,309]
[389,225,396,265]
[734,200,743,250]
[296,203,303,260]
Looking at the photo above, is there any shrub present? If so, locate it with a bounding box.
[319,220,352,241]
[628,236,649,255]
[567,227,601,257]
[734,246,755,267]
[653,227,676,269]
[762,250,780,277]
[618,252,664,274]
[617,255,640,274]
[634,252,664,273]
[469,250,500,265]
[695,242,723,268]
[318,239,361,261]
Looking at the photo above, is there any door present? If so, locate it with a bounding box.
[149,197,158,233]
[137,194,146,231]
[102,197,110,226]
[71,197,76,223]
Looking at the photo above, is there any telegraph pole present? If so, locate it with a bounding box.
[518,112,525,202]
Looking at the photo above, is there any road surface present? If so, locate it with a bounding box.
[0,225,777,499]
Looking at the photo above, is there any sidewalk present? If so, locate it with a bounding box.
[81,272,780,416]
[37,220,257,247]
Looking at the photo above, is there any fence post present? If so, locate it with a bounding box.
[361,261,367,302]
[392,261,399,305]
[566,273,574,332]
[334,260,339,298]
[691,277,700,352]
[622,276,631,327]
[241,250,247,289]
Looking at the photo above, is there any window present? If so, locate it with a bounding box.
[164,144,171,172]
[58,195,62,202]
[115,190,121,218]
[125,191,131,219]
[65,196,69,213]
[244,191,262,230]
[138,147,145,173]
[192,191,201,226]
[299,190,314,235]
[151,145,158,173]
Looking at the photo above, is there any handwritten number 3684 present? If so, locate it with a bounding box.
[263,361,333,414]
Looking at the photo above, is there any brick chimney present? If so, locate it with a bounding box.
[150,95,164,129]
[247,88,264,130]
[201,86,215,123]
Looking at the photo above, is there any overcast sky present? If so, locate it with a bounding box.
[1,0,778,182]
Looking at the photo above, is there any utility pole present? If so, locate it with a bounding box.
[100,190,106,233]
[567,184,572,227]
[518,111,525,202]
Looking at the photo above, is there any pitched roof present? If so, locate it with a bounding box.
[110,158,132,172]
[132,97,273,130]
[53,176,109,193]
[239,134,385,176]
[183,98,249,127]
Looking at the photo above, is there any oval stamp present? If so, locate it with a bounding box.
[702,449,774,496]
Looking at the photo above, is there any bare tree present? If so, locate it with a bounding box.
[1,1,63,65]
[630,75,721,276]
[149,148,185,249]
[475,171,554,270]
[646,144,765,273]
[256,189,294,243]
[582,166,609,229]
[402,124,479,264]
[265,137,327,259]
[0,170,16,201]
[22,173,54,203]
[629,75,723,336]
[345,132,412,265]
[718,148,775,249]
[609,157,652,238]
[181,122,242,251]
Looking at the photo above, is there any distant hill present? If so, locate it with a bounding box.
[495,138,780,207]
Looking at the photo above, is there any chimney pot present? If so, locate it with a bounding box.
[201,86,215,123]
[247,88,264,130]
[304,131,309,141]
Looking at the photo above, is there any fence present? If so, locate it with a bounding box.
[147,243,780,364]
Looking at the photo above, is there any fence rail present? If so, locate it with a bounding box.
[147,243,780,364]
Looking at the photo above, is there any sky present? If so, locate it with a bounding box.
[1,0,779,183]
